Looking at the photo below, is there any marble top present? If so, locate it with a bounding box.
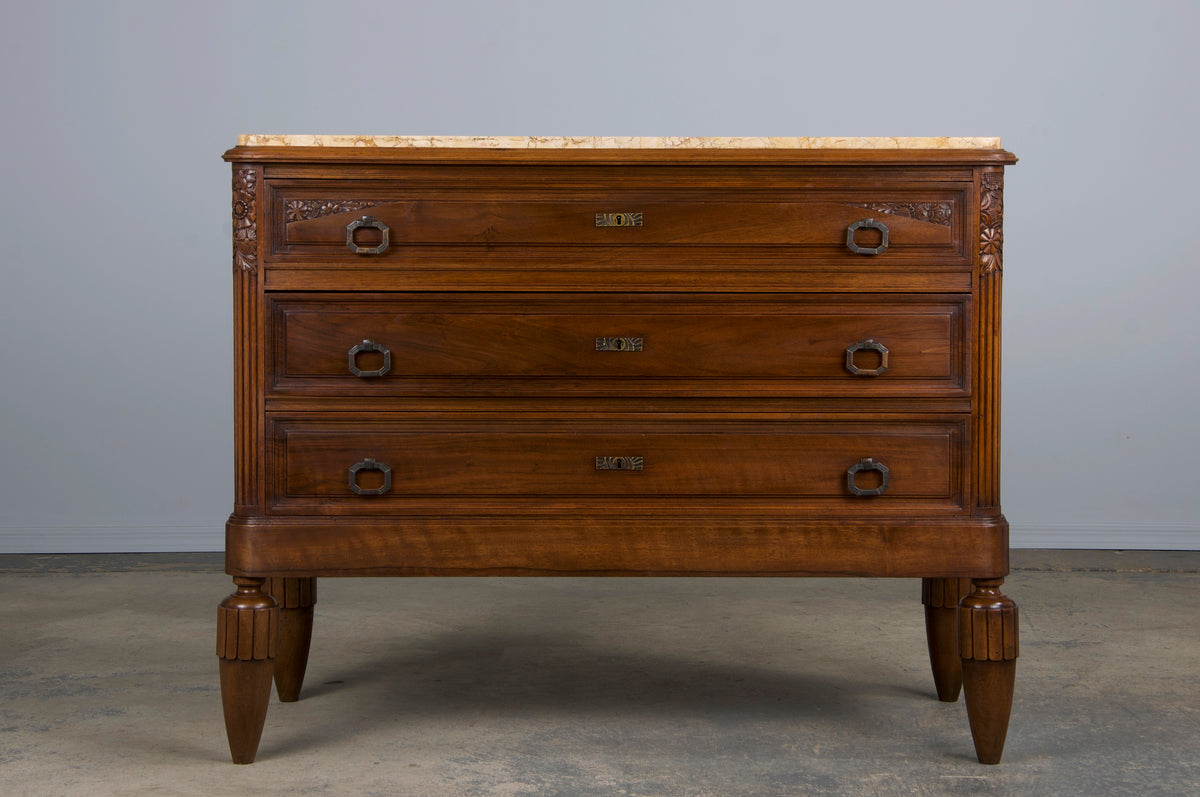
[237,135,1002,150]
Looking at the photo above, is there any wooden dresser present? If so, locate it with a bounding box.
[219,136,1018,764]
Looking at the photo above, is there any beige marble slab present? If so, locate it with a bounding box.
[237,135,1001,149]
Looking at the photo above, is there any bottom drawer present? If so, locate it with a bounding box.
[268,416,967,514]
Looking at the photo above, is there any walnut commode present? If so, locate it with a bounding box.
[221,136,1018,764]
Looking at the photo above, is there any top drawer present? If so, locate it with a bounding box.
[264,179,971,268]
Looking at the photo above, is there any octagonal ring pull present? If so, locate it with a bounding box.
[349,458,392,496]
[845,339,889,376]
[847,458,889,497]
[348,340,391,378]
[846,218,889,255]
[346,215,390,254]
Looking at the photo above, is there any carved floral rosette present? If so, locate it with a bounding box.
[980,172,1004,275]
[232,167,257,273]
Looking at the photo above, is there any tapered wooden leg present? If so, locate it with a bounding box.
[264,577,317,702]
[922,577,971,702]
[217,577,278,764]
[959,578,1018,764]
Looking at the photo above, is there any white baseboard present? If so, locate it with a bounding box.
[1010,522,1199,550]
[2,522,1196,554]
[0,525,223,554]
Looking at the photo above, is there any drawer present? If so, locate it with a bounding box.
[265,182,970,266]
[267,415,967,513]
[268,294,969,398]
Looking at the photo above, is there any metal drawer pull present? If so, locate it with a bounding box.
[595,212,643,227]
[847,458,889,496]
[346,215,390,254]
[846,218,889,255]
[349,458,392,496]
[595,456,644,471]
[348,340,391,377]
[845,339,889,376]
[596,336,644,352]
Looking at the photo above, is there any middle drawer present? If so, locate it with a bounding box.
[268,293,969,398]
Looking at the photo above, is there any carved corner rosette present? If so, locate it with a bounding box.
[216,578,279,661]
[980,172,1004,275]
[232,167,258,274]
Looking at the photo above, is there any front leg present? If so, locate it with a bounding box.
[217,577,278,764]
[959,578,1019,764]
[265,577,317,702]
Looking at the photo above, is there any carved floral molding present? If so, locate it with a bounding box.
[980,172,1004,275]
[853,201,953,227]
[232,167,257,273]
[285,199,382,222]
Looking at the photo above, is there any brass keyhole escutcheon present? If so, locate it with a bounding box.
[595,212,644,227]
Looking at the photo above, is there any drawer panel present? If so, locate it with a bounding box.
[268,416,967,513]
[266,182,969,266]
[268,294,969,398]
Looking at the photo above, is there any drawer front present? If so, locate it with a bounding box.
[268,416,967,513]
[268,294,969,398]
[266,182,969,266]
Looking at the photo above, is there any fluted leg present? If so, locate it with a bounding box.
[959,578,1018,764]
[264,577,317,702]
[922,577,972,702]
[217,577,278,764]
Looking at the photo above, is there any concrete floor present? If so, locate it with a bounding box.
[1,551,1197,796]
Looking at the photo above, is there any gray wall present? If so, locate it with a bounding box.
[2,0,1197,552]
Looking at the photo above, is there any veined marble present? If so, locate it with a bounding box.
[237,135,1002,149]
